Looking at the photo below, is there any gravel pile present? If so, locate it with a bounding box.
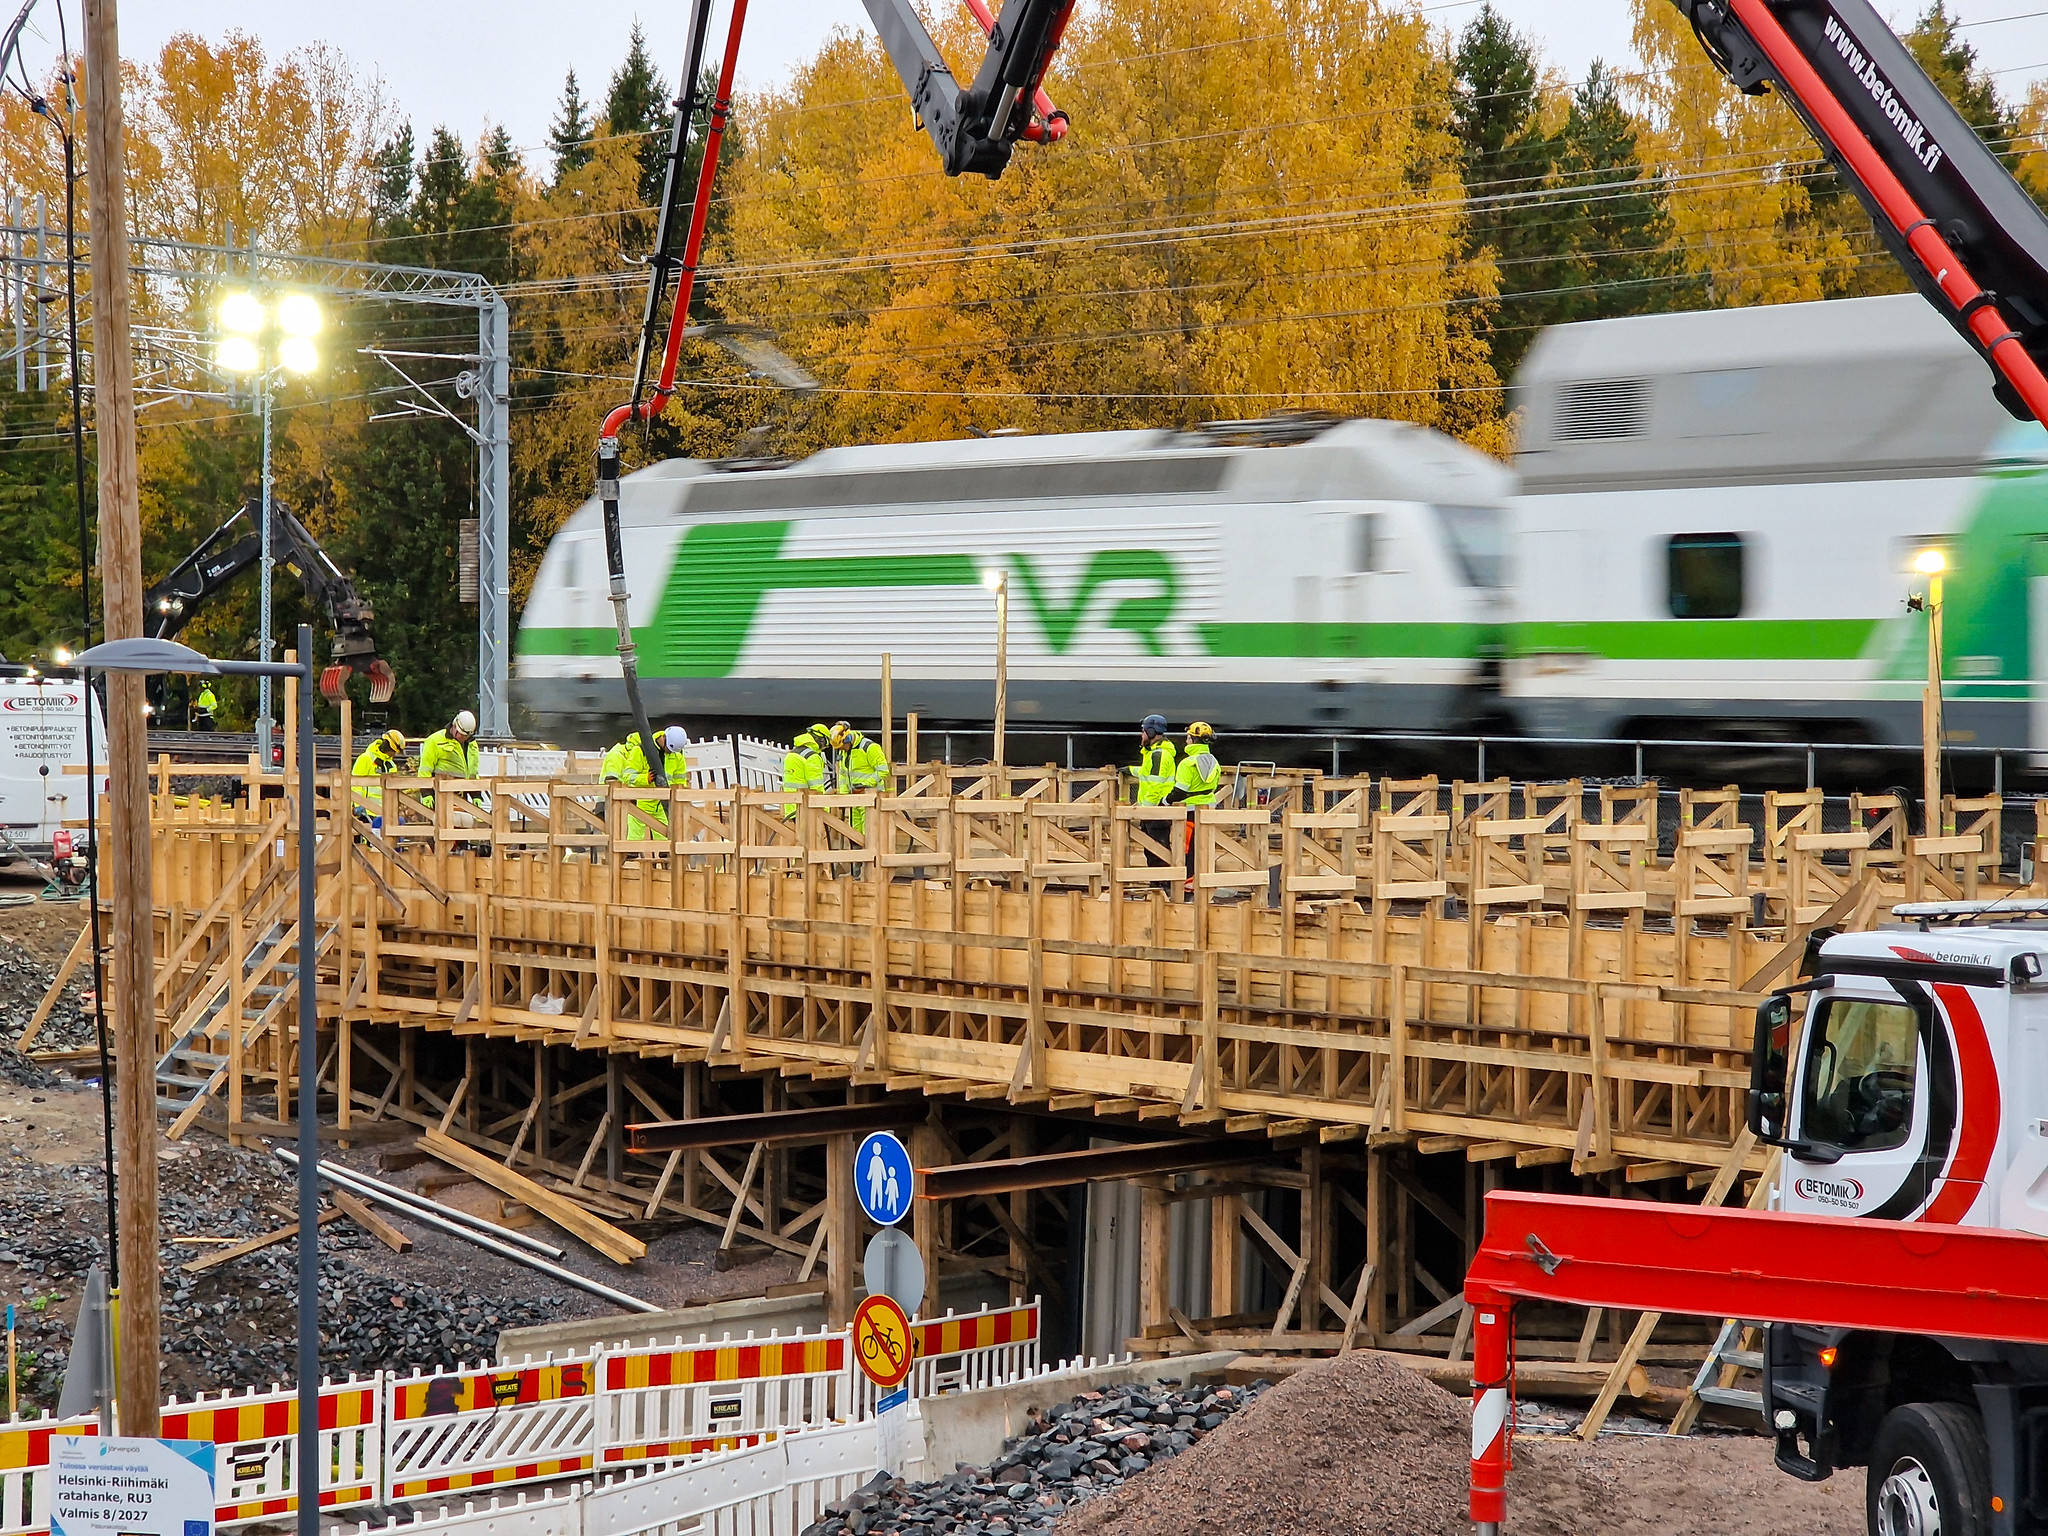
[0,937,95,1058]
[801,1379,1265,1536]
[1054,1352,1473,1536]
[0,1130,569,1408]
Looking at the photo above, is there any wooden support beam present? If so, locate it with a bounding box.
[422,1129,646,1264]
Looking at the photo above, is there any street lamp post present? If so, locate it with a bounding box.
[982,567,1008,774]
[1914,547,1947,838]
[216,291,321,762]
[73,628,322,1536]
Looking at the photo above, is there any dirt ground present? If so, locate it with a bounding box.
[0,894,799,1407]
[1508,1435,1864,1535]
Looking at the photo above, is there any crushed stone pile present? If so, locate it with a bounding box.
[1055,1352,1472,1536]
[800,1379,1266,1536]
[0,1131,568,1407]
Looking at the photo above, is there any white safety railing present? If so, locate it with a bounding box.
[354,1422,879,1536]
[595,1333,851,1468]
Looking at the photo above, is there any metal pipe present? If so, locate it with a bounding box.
[274,1146,565,1258]
[273,1150,658,1313]
[293,628,317,1536]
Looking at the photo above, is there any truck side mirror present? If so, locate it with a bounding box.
[1749,993,1793,1145]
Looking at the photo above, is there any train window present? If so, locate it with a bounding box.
[1351,514,1379,573]
[1667,533,1744,618]
[1431,506,1506,587]
[1797,995,1920,1153]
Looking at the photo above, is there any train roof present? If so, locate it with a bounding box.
[565,415,1514,533]
[1512,293,2014,492]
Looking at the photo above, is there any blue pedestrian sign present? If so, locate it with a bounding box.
[856,1131,913,1227]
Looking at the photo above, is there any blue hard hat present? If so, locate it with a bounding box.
[1141,714,1168,734]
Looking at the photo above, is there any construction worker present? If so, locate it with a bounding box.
[190,683,219,731]
[1166,721,1223,896]
[417,710,479,828]
[419,709,479,779]
[783,723,832,822]
[351,728,410,830]
[1129,714,1179,887]
[602,725,690,839]
[829,721,889,835]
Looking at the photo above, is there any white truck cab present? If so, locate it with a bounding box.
[1749,904,2048,1532]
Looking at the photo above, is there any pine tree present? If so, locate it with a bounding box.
[1452,7,1557,382]
[1907,1,2019,170]
[548,70,593,182]
[603,23,673,204]
[371,122,415,238]
[1535,63,1701,330]
[481,124,520,180]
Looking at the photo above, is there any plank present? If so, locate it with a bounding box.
[330,1189,414,1254]
[422,1128,647,1264]
[180,1210,342,1274]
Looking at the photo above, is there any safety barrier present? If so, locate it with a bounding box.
[0,1414,98,1536]
[384,1358,599,1502]
[596,1333,850,1467]
[161,1377,382,1528]
[0,1302,1033,1534]
[353,1421,879,1536]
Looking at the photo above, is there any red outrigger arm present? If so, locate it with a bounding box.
[1462,1192,2048,1532]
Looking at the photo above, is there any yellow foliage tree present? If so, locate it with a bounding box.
[707,0,1506,453]
[1626,0,1857,306]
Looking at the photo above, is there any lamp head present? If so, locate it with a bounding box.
[1914,548,1948,576]
[217,335,261,375]
[276,293,321,337]
[219,291,265,335]
[981,567,1005,591]
[277,336,318,375]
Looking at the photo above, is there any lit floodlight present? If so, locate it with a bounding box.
[1914,548,1948,576]
[981,567,1006,590]
[52,647,70,665]
[278,336,319,375]
[220,291,265,335]
[218,335,261,374]
[277,293,322,337]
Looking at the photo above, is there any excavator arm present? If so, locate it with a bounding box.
[860,0,1072,177]
[145,497,395,705]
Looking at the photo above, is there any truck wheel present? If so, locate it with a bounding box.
[1866,1402,1991,1536]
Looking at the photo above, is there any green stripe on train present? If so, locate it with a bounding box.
[1505,619,1879,661]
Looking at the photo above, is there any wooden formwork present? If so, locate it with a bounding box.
[82,737,2048,1365]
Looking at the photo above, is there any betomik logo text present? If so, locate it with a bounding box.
[1822,12,1946,173]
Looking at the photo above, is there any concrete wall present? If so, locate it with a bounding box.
[498,1290,829,1361]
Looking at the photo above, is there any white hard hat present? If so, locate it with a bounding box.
[452,709,477,736]
[662,725,688,753]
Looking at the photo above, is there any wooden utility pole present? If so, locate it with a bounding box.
[83,0,160,1435]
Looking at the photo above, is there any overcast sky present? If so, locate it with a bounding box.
[13,0,2048,166]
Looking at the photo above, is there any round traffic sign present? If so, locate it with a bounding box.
[851,1293,914,1390]
[855,1131,914,1227]
[863,1226,926,1315]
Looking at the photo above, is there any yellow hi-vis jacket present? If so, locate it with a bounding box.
[351,739,405,807]
[601,736,689,839]
[1168,746,1222,807]
[1130,738,1178,806]
[783,736,828,821]
[416,729,478,807]
[833,733,889,834]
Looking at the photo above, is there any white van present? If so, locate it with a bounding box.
[0,673,104,856]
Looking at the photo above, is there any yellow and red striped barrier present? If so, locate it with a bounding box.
[159,1379,380,1528]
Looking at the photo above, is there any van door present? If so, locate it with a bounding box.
[0,679,103,849]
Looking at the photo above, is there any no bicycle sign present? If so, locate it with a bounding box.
[852,1293,913,1391]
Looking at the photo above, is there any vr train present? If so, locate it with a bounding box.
[513,293,2043,753]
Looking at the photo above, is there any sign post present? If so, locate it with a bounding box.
[52,1437,215,1536]
[852,1293,915,1474]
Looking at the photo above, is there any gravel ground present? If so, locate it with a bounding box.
[803,1378,1267,1536]
[0,896,807,1411]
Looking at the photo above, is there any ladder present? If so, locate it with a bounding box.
[155,918,337,1137]
[1669,1318,1766,1435]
